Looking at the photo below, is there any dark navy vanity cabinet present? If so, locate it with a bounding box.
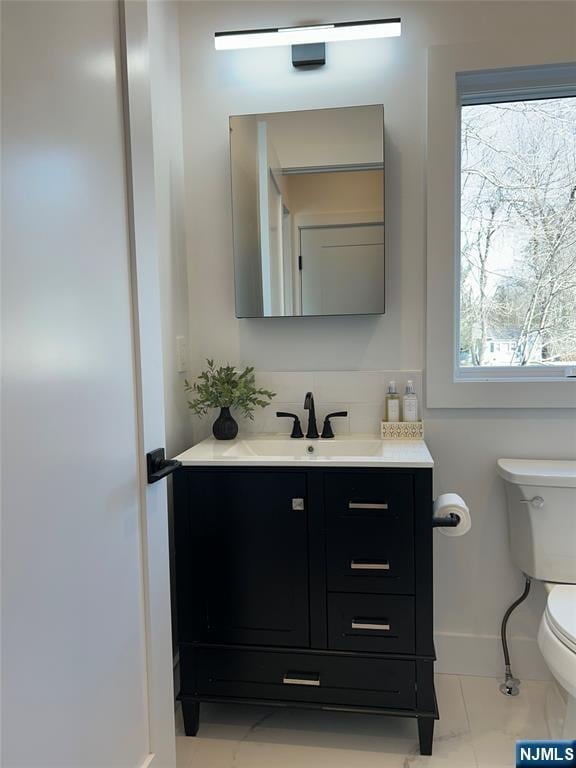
[174,466,437,755]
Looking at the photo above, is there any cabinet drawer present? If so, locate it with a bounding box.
[325,473,413,528]
[327,530,414,594]
[327,594,415,653]
[184,646,415,710]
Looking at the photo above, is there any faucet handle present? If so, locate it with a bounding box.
[321,411,348,439]
[276,412,304,439]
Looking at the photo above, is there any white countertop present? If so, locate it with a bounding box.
[175,434,434,469]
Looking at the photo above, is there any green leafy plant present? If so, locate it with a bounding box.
[184,360,275,420]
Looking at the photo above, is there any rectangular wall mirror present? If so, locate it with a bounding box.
[230,105,385,318]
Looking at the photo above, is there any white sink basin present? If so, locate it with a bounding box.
[175,435,434,468]
[223,438,384,458]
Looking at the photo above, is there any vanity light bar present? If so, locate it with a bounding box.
[214,18,401,51]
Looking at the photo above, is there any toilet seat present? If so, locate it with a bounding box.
[545,585,576,655]
[539,614,576,701]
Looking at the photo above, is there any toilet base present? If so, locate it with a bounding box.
[563,695,576,740]
[538,615,576,739]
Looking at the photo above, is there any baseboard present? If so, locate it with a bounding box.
[434,631,552,681]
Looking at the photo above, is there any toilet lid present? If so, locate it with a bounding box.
[546,585,576,654]
[496,458,576,487]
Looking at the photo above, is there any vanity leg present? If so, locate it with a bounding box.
[182,701,200,737]
[417,717,434,755]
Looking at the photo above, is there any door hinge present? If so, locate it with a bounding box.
[298,255,303,271]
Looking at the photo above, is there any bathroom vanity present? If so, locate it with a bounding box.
[173,436,437,755]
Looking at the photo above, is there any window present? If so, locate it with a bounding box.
[427,51,576,407]
[458,83,576,379]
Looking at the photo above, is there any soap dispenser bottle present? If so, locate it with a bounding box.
[386,381,400,422]
[403,380,418,422]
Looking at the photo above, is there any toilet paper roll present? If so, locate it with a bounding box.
[433,493,471,537]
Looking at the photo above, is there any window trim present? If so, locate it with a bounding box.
[458,64,576,106]
[426,42,576,408]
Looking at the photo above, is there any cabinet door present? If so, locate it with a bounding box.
[190,472,309,647]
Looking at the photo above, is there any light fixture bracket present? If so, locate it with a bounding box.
[292,42,325,68]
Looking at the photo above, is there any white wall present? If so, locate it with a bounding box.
[149,0,192,459]
[148,0,193,647]
[177,1,576,678]
[263,105,384,168]
[285,169,383,217]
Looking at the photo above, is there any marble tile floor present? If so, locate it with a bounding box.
[176,674,554,768]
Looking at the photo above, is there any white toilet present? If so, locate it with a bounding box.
[497,458,576,739]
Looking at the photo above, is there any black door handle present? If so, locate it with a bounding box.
[146,448,182,484]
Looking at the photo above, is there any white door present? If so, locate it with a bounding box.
[1,2,175,767]
[300,223,385,316]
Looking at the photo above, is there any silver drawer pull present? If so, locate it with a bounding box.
[350,560,390,571]
[351,620,390,631]
[348,502,388,510]
[283,673,320,687]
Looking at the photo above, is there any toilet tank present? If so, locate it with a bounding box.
[497,459,576,584]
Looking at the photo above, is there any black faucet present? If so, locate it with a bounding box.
[303,391,319,439]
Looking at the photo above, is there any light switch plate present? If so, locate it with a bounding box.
[176,336,187,373]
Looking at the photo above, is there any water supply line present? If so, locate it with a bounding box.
[499,575,532,696]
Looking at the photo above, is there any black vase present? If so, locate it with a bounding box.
[212,407,238,440]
